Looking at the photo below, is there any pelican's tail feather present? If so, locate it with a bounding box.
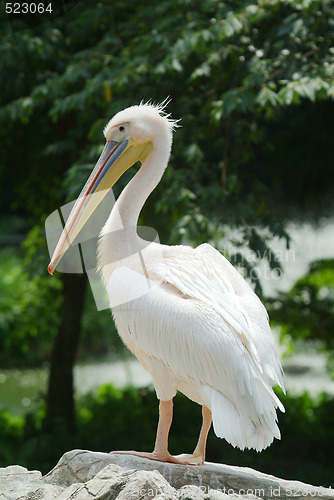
[211,389,281,452]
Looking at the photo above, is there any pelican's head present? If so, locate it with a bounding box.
[104,102,176,145]
[47,102,177,275]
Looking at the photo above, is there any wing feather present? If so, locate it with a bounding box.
[147,243,284,389]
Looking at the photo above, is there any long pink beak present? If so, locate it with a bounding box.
[47,139,128,274]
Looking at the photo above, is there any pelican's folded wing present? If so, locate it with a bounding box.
[145,243,284,392]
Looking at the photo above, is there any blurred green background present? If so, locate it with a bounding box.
[0,0,334,487]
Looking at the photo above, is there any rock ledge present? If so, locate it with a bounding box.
[0,449,332,500]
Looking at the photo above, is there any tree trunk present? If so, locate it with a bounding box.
[46,273,87,431]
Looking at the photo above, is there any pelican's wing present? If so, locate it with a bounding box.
[148,243,284,391]
[195,243,285,390]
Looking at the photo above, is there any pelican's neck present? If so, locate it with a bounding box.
[113,143,168,230]
[100,129,172,248]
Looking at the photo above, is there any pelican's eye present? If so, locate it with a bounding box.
[119,125,125,132]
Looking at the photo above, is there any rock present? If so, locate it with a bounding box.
[0,464,63,500]
[57,465,176,500]
[0,449,333,500]
[45,450,333,500]
[44,449,118,487]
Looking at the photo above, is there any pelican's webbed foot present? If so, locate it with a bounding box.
[110,450,204,465]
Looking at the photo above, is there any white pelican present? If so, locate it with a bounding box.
[48,102,285,465]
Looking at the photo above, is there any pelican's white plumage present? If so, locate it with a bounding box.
[101,241,284,452]
[49,102,285,464]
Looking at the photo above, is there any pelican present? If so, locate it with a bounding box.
[48,102,285,465]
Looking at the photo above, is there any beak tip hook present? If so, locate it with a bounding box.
[48,263,55,276]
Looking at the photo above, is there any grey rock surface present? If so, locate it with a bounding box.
[0,449,332,500]
[0,464,63,500]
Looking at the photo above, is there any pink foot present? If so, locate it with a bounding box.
[174,453,205,465]
[110,450,204,465]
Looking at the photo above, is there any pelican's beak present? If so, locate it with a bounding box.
[47,138,152,274]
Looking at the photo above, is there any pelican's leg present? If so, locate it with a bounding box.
[151,399,176,461]
[174,405,212,465]
[111,402,212,465]
[111,399,182,463]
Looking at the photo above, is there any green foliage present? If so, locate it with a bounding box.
[270,259,334,360]
[0,384,333,486]
[0,410,26,465]
[2,0,333,268]
[0,248,62,367]
[0,3,333,482]
[79,289,126,360]
[0,247,125,367]
[253,100,334,209]
[8,0,330,369]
